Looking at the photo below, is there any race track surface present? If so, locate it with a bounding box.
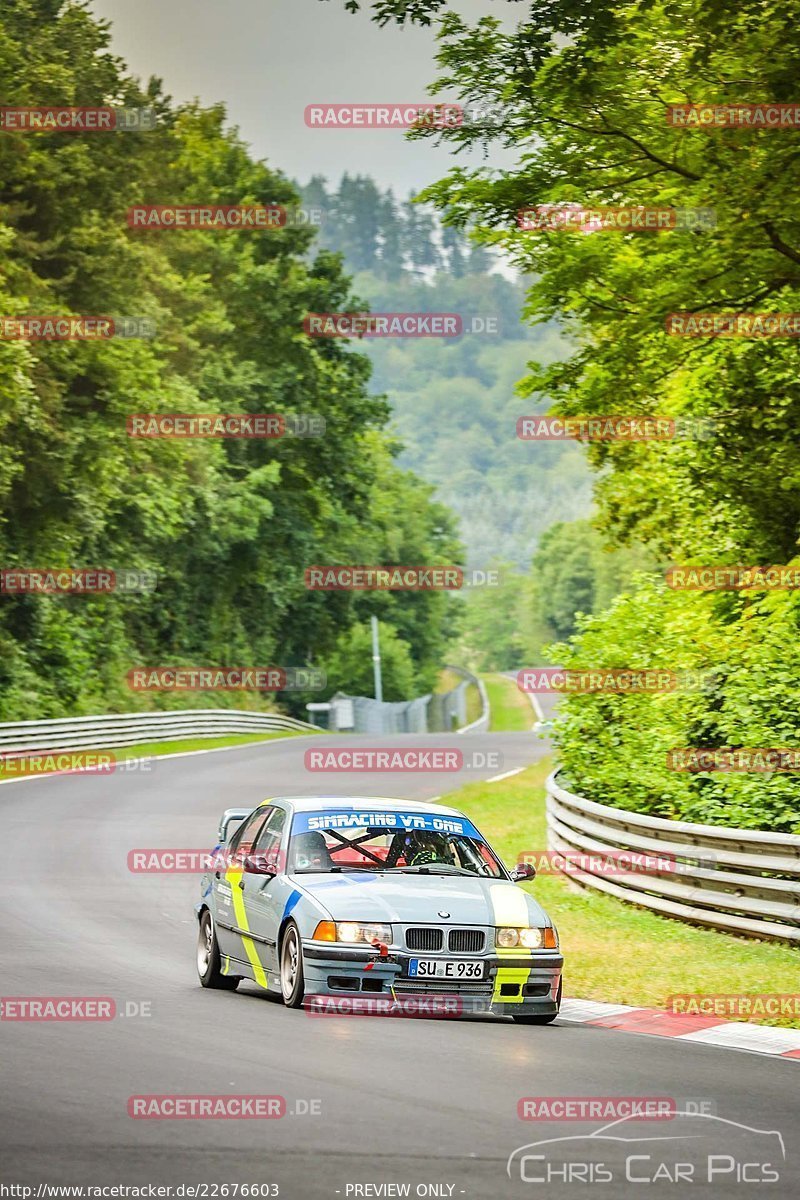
[2,732,797,1198]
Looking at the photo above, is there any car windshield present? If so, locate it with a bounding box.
[288,808,505,878]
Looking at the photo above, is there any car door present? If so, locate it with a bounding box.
[237,805,289,979]
[212,806,270,964]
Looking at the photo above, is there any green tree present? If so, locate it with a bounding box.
[376,189,405,280]
[0,0,458,719]
[333,174,384,272]
[530,520,658,642]
[335,0,800,561]
[321,620,417,701]
[452,563,527,671]
[441,224,467,277]
[401,196,440,275]
[331,0,800,829]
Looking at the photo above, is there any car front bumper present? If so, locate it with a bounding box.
[301,942,563,1017]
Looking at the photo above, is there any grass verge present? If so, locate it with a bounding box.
[435,668,462,693]
[0,729,310,782]
[464,682,483,726]
[440,757,800,1028]
[482,672,533,732]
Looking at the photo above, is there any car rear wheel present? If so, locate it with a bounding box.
[280,921,305,1008]
[512,978,562,1025]
[197,910,240,990]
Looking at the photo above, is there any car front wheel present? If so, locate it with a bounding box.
[197,910,240,990]
[280,921,305,1008]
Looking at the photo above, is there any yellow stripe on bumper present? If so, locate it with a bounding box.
[492,966,531,1004]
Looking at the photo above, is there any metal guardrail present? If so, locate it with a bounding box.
[446,666,490,734]
[312,667,489,735]
[323,692,432,735]
[0,709,318,754]
[546,770,800,943]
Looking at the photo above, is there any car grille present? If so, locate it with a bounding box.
[405,927,444,952]
[393,979,491,996]
[448,929,485,953]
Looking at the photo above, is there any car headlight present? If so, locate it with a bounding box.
[496,927,550,949]
[335,921,392,945]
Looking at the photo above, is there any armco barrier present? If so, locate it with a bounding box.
[447,666,489,735]
[545,770,800,943]
[0,709,318,755]
[317,667,489,735]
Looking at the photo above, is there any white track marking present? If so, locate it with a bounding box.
[486,766,525,783]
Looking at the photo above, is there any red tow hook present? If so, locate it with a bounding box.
[364,941,391,970]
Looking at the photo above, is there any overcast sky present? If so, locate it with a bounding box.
[89,0,517,196]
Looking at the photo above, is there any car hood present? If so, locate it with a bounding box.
[291,872,551,928]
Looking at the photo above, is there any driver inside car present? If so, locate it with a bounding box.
[401,832,456,867]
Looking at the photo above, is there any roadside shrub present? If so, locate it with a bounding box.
[551,572,800,833]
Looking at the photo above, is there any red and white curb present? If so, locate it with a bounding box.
[559,998,800,1060]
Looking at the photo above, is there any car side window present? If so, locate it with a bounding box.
[252,806,286,865]
[227,807,271,863]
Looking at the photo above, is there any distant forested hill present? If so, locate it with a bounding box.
[299,175,593,567]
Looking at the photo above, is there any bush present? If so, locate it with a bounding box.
[552,572,800,833]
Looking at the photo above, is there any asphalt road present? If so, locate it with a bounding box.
[1,731,797,1199]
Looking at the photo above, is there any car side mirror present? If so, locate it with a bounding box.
[510,862,536,882]
[243,853,278,877]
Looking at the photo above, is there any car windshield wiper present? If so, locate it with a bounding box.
[384,865,479,876]
[293,865,384,874]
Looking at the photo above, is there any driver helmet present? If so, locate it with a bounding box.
[403,832,453,866]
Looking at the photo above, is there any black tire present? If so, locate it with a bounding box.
[512,978,562,1025]
[197,910,240,990]
[280,920,305,1008]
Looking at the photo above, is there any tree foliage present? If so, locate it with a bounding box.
[299,174,593,567]
[338,0,800,827]
[299,174,490,279]
[338,0,800,560]
[0,0,459,717]
[552,577,800,834]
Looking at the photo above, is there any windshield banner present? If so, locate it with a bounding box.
[293,809,481,839]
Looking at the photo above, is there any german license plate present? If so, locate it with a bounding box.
[408,959,484,979]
